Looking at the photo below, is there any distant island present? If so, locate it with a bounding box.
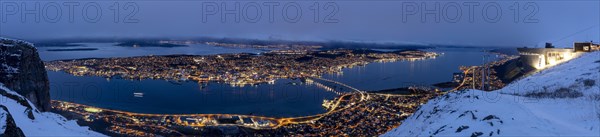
[36,43,84,47]
[33,37,436,50]
[46,48,98,52]
[190,37,433,50]
[115,41,187,48]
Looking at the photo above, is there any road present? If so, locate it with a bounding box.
[54,76,371,129]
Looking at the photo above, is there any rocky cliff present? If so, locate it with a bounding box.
[0,38,50,111]
[0,38,101,136]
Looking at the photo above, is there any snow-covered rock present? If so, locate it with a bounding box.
[0,83,105,136]
[0,37,51,111]
[383,52,600,136]
[0,37,103,136]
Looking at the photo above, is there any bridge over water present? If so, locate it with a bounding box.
[54,76,384,131]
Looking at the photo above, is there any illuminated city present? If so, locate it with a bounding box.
[0,1,598,136]
[45,49,438,86]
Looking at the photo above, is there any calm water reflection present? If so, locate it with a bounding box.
[49,71,336,117]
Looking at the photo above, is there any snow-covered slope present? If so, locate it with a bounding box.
[0,37,103,136]
[383,52,600,136]
[0,83,104,136]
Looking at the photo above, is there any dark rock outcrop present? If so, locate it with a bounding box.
[0,88,35,120]
[0,38,50,111]
[0,105,26,137]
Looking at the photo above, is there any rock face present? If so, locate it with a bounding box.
[0,38,50,111]
[0,105,26,137]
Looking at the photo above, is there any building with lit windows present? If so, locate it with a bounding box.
[574,42,600,52]
[452,73,464,83]
[517,42,593,69]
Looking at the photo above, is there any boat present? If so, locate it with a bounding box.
[133,92,144,97]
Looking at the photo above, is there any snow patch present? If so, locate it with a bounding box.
[0,37,34,48]
[0,83,105,136]
[1,64,18,74]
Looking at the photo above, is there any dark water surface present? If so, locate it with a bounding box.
[37,43,263,61]
[323,48,500,91]
[49,71,336,117]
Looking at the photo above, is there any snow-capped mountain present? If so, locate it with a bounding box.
[384,52,600,136]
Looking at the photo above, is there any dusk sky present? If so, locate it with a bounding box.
[1,0,598,47]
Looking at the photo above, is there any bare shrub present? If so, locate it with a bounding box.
[524,88,583,99]
[589,94,600,101]
[583,79,596,87]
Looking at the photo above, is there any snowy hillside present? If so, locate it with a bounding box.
[1,38,103,136]
[383,52,600,136]
[0,83,104,136]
